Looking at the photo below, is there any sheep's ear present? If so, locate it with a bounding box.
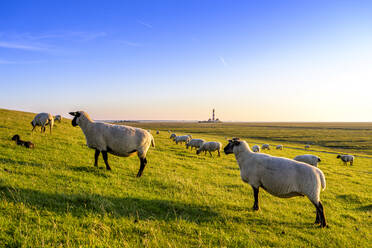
[69,112,76,116]
[233,140,241,146]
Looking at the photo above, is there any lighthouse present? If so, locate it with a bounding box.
[212,109,215,121]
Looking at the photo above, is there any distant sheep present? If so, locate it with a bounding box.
[252,145,260,152]
[156,130,160,134]
[261,144,270,150]
[294,154,321,167]
[54,115,62,123]
[305,145,310,149]
[168,130,171,133]
[186,138,205,150]
[224,138,327,227]
[276,145,283,150]
[174,135,192,144]
[11,135,34,149]
[31,113,54,134]
[196,141,221,157]
[69,111,155,177]
[337,154,354,166]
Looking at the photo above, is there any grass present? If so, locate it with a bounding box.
[0,108,371,247]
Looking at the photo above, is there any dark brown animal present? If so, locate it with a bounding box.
[11,135,35,149]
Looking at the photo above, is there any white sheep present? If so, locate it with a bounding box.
[276,145,283,150]
[261,144,270,150]
[337,154,354,166]
[224,138,327,227]
[31,112,54,134]
[252,145,260,153]
[174,135,191,144]
[54,115,62,123]
[170,133,177,140]
[294,154,321,167]
[196,141,221,157]
[186,138,205,150]
[69,111,155,177]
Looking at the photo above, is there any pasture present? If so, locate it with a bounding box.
[0,108,371,247]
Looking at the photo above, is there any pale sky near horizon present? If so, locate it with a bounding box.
[0,0,371,121]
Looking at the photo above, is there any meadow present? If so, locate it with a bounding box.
[0,108,371,247]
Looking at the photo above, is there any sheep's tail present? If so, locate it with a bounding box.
[151,135,155,148]
[317,169,326,191]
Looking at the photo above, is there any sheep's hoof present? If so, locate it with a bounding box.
[253,206,259,211]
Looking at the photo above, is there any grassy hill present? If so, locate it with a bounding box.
[0,108,371,247]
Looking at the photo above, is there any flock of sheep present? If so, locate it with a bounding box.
[11,111,357,228]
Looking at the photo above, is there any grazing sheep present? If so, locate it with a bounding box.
[69,111,155,177]
[196,141,221,157]
[337,154,354,166]
[170,133,177,140]
[305,145,310,149]
[276,145,283,150]
[54,115,62,123]
[168,130,171,133]
[11,135,34,149]
[31,113,54,134]
[224,138,327,227]
[294,154,321,167]
[186,138,205,150]
[156,131,160,135]
[261,144,270,150]
[252,145,260,152]
[174,135,192,144]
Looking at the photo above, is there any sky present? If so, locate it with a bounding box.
[0,0,371,121]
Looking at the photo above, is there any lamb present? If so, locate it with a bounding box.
[69,111,155,177]
[196,141,221,157]
[174,135,192,144]
[54,115,62,123]
[170,133,177,140]
[186,138,205,150]
[294,154,321,167]
[261,144,270,150]
[276,145,283,150]
[252,145,260,152]
[337,154,354,166]
[31,112,54,134]
[11,135,34,149]
[224,138,327,227]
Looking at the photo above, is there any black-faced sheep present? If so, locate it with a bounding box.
[69,111,155,177]
[294,154,321,167]
[11,135,34,149]
[196,141,221,157]
[337,154,354,166]
[31,113,54,134]
[186,139,205,150]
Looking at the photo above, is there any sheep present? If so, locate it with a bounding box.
[31,113,54,134]
[174,135,192,144]
[294,154,321,167]
[196,141,221,157]
[261,144,270,150]
[224,138,327,227]
[11,134,34,149]
[252,145,260,153]
[69,111,155,177]
[170,133,177,140]
[168,130,171,133]
[337,154,354,166]
[186,138,205,150]
[305,145,310,149]
[54,115,62,123]
[276,145,283,150]
[156,131,160,135]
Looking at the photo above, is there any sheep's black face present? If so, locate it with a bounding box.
[69,112,81,127]
[30,121,34,127]
[224,138,241,154]
[336,155,341,158]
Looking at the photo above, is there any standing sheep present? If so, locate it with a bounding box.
[276,145,283,150]
[174,135,192,144]
[31,113,54,134]
[224,138,327,227]
[186,138,205,150]
[337,155,354,166]
[294,154,321,167]
[69,111,155,177]
[54,115,62,123]
[305,145,310,149]
[252,145,260,153]
[261,144,270,150]
[156,131,160,135]
[196,141,221,157]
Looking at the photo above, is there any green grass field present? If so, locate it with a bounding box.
[0,108,371,247]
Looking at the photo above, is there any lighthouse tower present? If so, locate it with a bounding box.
[212,109,215,121]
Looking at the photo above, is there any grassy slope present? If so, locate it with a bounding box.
[0,108,371,247]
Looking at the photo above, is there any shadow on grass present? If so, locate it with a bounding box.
[354,204,372,212]
[0,157,44,167]
[69,166,111,178]
[0,184,219,224]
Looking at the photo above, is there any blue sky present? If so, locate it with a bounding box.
[0,0,371,121]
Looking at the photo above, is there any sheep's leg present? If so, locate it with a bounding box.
[101,151,112,171]
[312,201,327,227]
[209,151,212,157]
[252,186,260,210]
[94,149,100,167]
[218,150,221,157]
[49,124,52,134]
[31,126,36,132]
[136,157,147,178]
[315,209,320,224]
[350,161,353,166]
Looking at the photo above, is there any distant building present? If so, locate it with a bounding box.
[199,109,222,123]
